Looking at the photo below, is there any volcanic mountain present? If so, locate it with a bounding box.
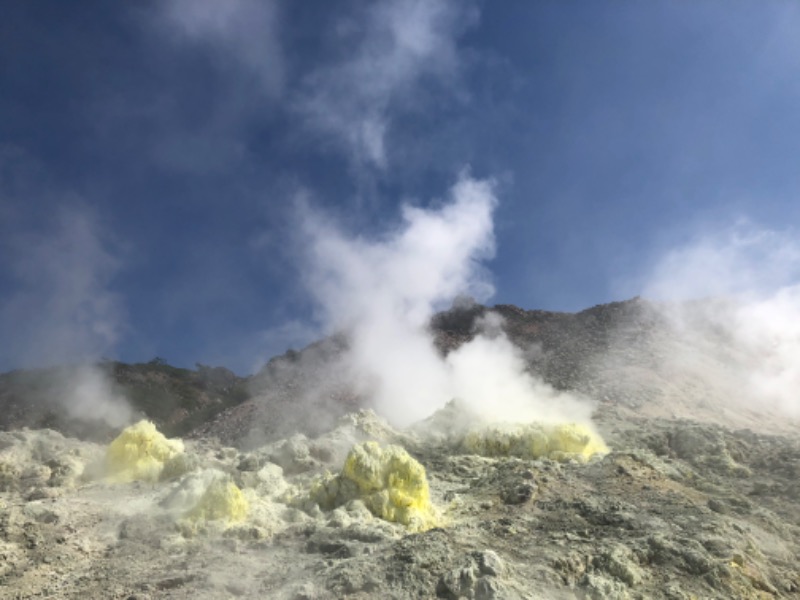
[1,298,798,599]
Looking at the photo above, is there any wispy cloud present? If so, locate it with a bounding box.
[161,0,284,99]
[108,0,286,174]
[295,0,478,171]
[1,206,126,367]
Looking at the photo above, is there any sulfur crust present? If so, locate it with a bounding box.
[310,441,438,532]
[105,420,184,483]
[186,478,249,523]
[462,422,609,462]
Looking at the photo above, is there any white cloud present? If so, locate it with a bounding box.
[295,0,478,170]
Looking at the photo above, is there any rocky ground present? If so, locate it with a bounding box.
[1,298,799,599]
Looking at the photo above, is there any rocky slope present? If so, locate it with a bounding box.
[0,360,248,441]
[1,408,798,599]
[1,298,799,599]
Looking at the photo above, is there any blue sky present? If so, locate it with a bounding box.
[2,1,800,374]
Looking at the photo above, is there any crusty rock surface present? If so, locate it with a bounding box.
[2,298,799,598]
[1,409,799,598]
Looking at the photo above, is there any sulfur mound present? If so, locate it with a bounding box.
[186,477,249,523]
[105,420,184,482]
[310,441,438,531]
[461,422,608,462]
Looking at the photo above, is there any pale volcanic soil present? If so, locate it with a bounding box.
[2,299,800,599]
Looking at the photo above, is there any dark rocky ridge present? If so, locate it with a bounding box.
[199,296,796,448]
[0,360,248,441]
[198,298,667,447]
[2,297,793,445]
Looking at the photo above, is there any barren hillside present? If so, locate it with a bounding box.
[1,298,798,599]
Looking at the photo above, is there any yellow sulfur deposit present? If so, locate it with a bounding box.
[105,420,184,483]
[186,478,248,523]
[310,441,438,532]
[462,422,608,462]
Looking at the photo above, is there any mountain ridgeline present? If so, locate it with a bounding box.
[0,297,793,443]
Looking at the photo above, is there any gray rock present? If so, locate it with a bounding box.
[476,550,505,577]
[474,576,502,599]
[501,482,537,505]
[438,564,478,599]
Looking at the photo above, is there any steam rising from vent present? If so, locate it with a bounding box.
[299,173,594,426]
[643,224,800,302]
[1,206,134,428]
[446,315,593,424]
[62,366,133,429]
[642,223,800,419]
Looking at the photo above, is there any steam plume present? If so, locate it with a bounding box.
[296,0,477,170]
[642,222,800,419]
[299,172,594,426]
[0,206,133,427]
